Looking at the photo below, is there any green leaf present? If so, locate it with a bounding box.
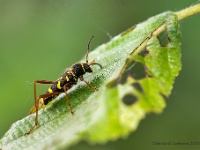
[0,11,181,150]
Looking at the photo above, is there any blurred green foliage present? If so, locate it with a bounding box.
[0,1,200,150]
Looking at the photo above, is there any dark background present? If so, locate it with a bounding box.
[0,1,200,150]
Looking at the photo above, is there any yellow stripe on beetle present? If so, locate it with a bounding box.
[81,63,85,73]
[71,71,76,77]
[48,88,53,93]
[57,80,62,89]
[66,76,69,81]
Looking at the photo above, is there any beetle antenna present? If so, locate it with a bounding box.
[91,62,103,69]
[86,36,94,63]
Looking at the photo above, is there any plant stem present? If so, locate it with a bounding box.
[133,3,200,55]
[176,3,200,21]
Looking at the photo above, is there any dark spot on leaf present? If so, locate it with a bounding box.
[139,48,149,57]
[132,62,146,79]
[117,75,126,85]
[132,83,143,93]
[119,60,136,84]
[122,93,138,105]
[158,30,169,47]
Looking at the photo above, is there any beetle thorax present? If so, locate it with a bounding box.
[72,63,92,77]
